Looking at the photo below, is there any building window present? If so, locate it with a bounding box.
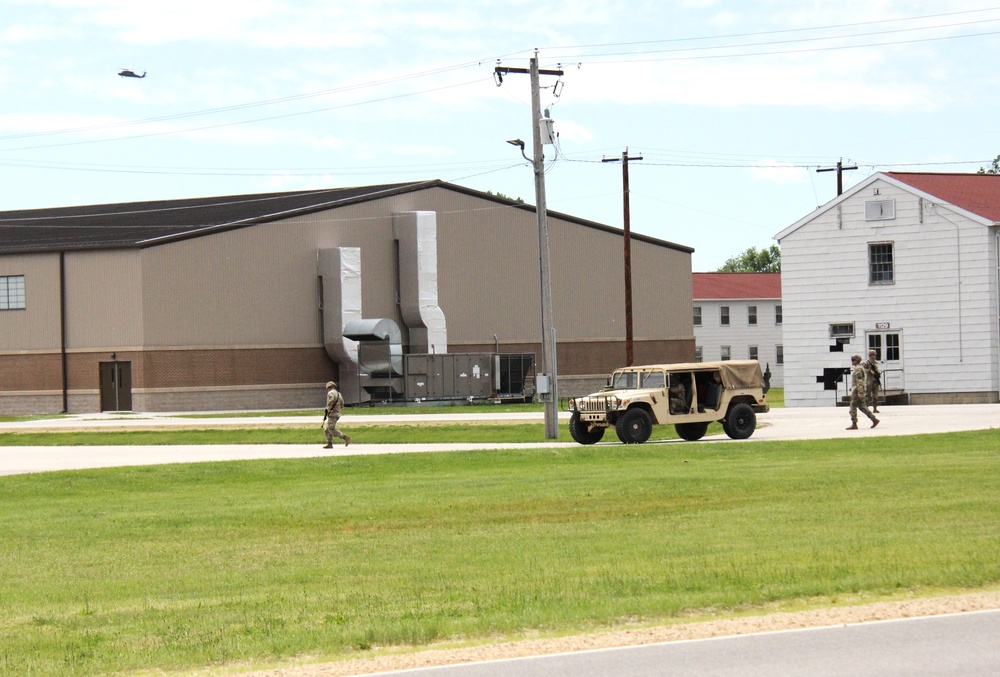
[721,345,731,361]
[748,345,758,361]
[775,304,782,325]
[748,305,757,325]
[0,275,25,310]
[829,323,855,338]
[869,242,894,284]
[693,306,701,327]
[721,306,730,326]
[776,345,784,365]
[695,346,703,362]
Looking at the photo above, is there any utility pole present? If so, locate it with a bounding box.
[602,148,642,366]
[495,56,564,439]
[817,159,858,196]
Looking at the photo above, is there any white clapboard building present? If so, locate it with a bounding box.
[692,272,783,389]
[775,172,1000,406]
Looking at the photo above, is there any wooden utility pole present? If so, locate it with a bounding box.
[817,159,858,196]
[603,149,642,365]
[494,56,564,439]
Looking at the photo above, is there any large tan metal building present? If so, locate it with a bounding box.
[0,181,695,413]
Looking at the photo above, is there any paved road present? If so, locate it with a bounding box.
[1,403,998,476]
[364,610,1000,677]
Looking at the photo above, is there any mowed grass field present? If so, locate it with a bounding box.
[0,422,997,675]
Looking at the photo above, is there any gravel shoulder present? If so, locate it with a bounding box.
[245,591,1000,676]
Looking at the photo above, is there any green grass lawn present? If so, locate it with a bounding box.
[0,427,997,676]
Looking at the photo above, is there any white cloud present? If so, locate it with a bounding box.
[750,159,809,184]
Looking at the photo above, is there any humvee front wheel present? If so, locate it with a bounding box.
[675,422,709,441]
[616,408,652,444]
[725,403,756,439]
[569,412,605,445]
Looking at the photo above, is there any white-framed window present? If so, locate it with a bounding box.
[694,346,703,362]
[0,275,25,310]
[721,345,731,361]
[748,305,757,326]
[869,242,894,284]
[693,306,702,327]
[776,344,784,365]
[775,304,782,325]
[748,345,758,361]
[720,306,730,326]
[829,322,855,338]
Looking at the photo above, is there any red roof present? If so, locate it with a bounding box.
[887,172,1000,222]
[692,272,781,300]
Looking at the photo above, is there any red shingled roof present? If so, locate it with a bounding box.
[887,172,1000,222]
[692,272,781,300]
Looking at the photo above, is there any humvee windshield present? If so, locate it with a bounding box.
[610,370,665,390]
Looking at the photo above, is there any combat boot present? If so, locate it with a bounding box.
[846,422,858,430]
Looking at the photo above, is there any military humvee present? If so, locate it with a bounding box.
[567,360,770,444]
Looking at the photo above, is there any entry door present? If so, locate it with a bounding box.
[99,361,133,411]
[866,332,903,390]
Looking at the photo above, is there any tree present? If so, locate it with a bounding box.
[718,245,781,273]
[977,154,1000,175]
[485,191,524,203]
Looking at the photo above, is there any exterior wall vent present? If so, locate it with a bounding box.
[865,199,895,221]
[829,322,855,338]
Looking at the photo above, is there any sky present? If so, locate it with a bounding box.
[3,0,1000,271]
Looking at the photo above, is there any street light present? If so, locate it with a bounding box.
[500,57,561,439]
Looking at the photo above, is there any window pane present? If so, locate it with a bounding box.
[776,345,784,365]
[693,306,701,326]
[775,304,782,325]
[869,243,894,283]
[748,345,758,360]
[748,305,757,325]
[867,335,882,360]
[0,275,25,310]
[721,345,731,361]
[886,334,900,361]
[721,306,730,326]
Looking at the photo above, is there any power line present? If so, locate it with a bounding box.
[3,9,999,154]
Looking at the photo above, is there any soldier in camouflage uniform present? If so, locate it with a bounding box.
[847,355,879,430]
[322,381,351,448]
[862,349,881,413]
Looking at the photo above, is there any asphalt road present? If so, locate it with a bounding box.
[1,403,998,476]
[363,610,1000,677]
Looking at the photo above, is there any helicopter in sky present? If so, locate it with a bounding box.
[118,69,146,78]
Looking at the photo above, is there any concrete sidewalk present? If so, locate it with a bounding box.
[1,403,997,476]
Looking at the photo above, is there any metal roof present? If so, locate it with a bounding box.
[692,272,781,300]
[0,179,695,256]
[887,172,1000,222]
[0,182,432,254]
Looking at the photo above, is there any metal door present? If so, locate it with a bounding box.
[99,361,132,412]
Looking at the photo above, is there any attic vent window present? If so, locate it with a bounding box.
[865,199,895,221]
[829,323,855,338]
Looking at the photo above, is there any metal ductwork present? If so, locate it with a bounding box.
[318,247,364,403]
[318,247,406,404]
[393,211,447,354]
